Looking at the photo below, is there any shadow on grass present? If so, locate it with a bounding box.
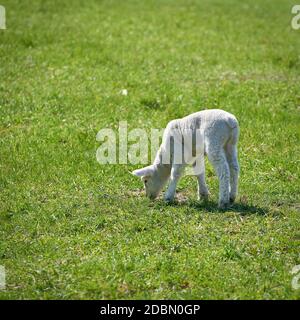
[159,199,269,216]
[127,189,269,216]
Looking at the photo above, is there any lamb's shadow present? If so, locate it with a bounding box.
[163,198,269,216]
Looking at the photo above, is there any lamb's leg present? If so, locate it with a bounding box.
[193,156,209,200]
[207,145,230,209]
[164,164,185,202]
[225,143,239,203]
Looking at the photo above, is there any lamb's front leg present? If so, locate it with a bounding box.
[193,156,209,200]
[164,164,185,202]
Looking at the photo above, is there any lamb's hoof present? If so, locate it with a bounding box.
[218,201,230,210]
[198,193,209,201]
[164,196,175,203]
[229,197,236,204]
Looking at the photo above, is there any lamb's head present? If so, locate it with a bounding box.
[132,165,168,199]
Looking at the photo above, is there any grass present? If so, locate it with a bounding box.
[0,0,300,299]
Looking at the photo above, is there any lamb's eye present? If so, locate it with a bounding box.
[144,179,148,184]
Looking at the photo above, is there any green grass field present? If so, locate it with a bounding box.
[0,0,300,299]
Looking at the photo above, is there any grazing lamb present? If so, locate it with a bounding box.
[132,109,239,209]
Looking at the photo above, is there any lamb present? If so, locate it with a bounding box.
[132,109,239,209]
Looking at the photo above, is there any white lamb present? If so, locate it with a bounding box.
[132,109,239,209]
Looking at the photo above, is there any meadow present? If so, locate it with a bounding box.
[0,0,299,299]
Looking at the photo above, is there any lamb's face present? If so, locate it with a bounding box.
[132,165,165,199]
[141,175,161,199]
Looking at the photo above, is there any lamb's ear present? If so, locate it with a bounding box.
[132,165,154,177]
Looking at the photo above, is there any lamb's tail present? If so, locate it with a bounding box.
[227,115,239,145]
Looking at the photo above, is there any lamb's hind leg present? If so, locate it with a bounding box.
[193,156,209,200]
[225,143,239,203]
[207,144,230,209]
